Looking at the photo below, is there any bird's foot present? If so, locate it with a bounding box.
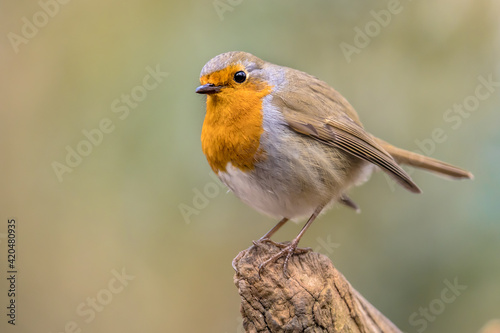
[254,239,311,278]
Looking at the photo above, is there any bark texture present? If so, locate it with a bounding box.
[232,242,402,333]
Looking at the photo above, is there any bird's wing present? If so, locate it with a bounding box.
[275,76,421,193]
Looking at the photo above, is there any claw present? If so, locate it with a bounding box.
[232,250,245,272]
[257,241,312,278]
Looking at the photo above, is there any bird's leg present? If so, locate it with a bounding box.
[260,217,289,240]
[258,204,326,278]
[252,217,289,248]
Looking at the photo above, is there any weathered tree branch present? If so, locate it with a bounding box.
[233,242,402,333]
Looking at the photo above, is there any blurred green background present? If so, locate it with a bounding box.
[1,0,499,332]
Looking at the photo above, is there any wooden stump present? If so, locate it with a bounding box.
[232,242,402,333]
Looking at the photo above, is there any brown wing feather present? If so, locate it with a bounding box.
[285,112,421,193]
[274,71,421,193]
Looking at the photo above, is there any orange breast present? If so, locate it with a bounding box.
[201,80,272,173]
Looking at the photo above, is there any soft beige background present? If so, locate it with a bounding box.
[1,0,499,332]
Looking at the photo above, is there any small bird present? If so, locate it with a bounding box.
[195,51,473,275]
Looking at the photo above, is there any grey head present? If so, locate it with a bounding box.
[199,51,267,77]
[196,51,287,93]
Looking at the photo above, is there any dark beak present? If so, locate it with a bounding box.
[195,83,222,95]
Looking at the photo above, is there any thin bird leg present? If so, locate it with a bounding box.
[253,217,289,248]
[259,217,289,240]
[258,203,326,278]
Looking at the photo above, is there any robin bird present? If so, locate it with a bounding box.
[195,51,473,276]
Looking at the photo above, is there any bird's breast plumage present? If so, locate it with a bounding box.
[200,74,273,173]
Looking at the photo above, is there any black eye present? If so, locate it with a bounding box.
[234,71,246,83]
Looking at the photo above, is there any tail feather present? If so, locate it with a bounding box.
[375,138,474,180]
